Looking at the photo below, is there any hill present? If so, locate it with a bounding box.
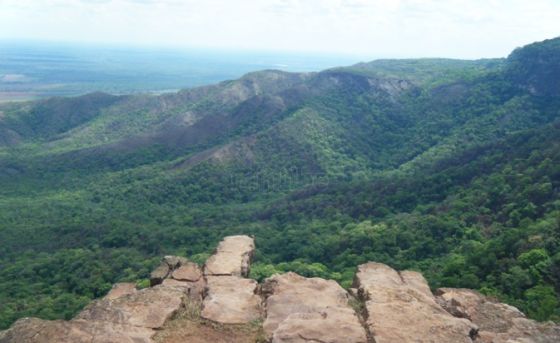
[0,37,559,329]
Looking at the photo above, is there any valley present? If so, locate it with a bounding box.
[0,37,559,329]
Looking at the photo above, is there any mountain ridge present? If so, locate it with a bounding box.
[0,37,559,329]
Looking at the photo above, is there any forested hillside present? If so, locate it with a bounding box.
[0,37,559,329]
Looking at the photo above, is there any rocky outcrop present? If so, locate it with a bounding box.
[1,235,558,343]
[172,262,203,281]
[354,262,477,343]
[0,283,186,343]
[201,276,262,324]
[0,255,199,343]
[204,235,255,277]
[150,255,205,300]
[150,255,191,286]
[436,288,560,343]
[271,307,367,343]
[201,236,262,324]
[76,285,186,329]
[0,317,154,343]
[262,272,366,343]
[105,282,137,300]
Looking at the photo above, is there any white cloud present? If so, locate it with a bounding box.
[0,0,558,58]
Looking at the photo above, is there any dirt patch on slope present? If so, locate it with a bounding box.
[153,298,265,343]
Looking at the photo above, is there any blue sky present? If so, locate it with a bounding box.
[1,0,559,59]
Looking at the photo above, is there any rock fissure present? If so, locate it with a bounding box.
[296,333,329,343]
[350,295,377,343]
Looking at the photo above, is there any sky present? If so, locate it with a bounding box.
[0,0,559,59]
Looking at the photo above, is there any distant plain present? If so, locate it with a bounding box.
[0,41,359,102]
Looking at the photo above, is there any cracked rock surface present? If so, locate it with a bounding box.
[201,276,262,324]
[1,236,558,343]
[354,262,477,343]
[262,272,366,343]
[201,236,262,324]
[0,255,196,343]
[436,288,560,343]
[271,307,367,343]
[204,235,255,277]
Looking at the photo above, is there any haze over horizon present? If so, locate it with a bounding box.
[1,0,559,60]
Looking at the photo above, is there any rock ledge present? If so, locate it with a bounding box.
[1,235,558,343]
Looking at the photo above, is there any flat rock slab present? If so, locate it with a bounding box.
[204,235,255,277]
[262,272,366,342]
[272,307,367,343]
[172,262,202,281]
[436,288,560,343]
[0,317,154,343]
[201,276,261,324]
[355,262,477,343]
[105,282,137,300]
[162,278,205,300]
[76,285,185,329]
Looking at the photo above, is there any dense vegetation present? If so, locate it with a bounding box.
[1,37,559,329]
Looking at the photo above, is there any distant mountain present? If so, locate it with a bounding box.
[0,37,559,329]
[506,37,560,96]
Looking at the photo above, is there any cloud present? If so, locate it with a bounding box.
[0,0,558,58]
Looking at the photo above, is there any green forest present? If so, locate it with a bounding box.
[0,37,559,329]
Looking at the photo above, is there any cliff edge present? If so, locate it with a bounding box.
[1,235,558,343]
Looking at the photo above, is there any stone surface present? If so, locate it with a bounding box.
[104,282,137,300]
[262,272,366,342]
[76,285,185,329]
[437,288,560,343]
[153,312,262,343]
[150,255,192,286]
[172,262,202,281]
[354,262,477,343]
[2,237,558,343]
[204,235,255,277]
[163,255,190,269]
[201,276,261,324]
[0,317,154,343]
[150,261,171,287]
[162,278,205,300]
[271,307,367,343]
[200,235,261,324]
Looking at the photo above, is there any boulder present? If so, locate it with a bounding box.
[204,235,255,277]
[201,276,261,324]
[262,272,366,342]
[436,288,560,343]
[354,262,477,343]
[104,282,137,300]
